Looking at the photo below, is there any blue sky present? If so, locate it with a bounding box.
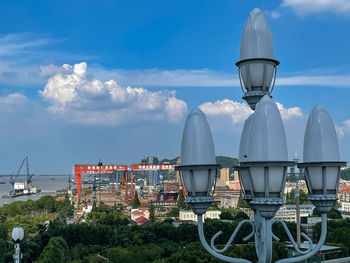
[0,0,350,173]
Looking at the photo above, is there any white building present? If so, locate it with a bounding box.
[179,210,221,222]
[274,204,315,223]
[341,202,350,212]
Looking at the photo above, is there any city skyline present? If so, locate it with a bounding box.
[0,0,350,173]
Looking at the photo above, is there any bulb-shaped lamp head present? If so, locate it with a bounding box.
[180,107,216,197]
[303,105,341,195]
[240,8,274,61]
[236,8,279,110]
[12,226,24,243]
[246,95,288,197]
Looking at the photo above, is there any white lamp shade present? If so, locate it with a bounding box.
[239,114,254,192]
[247,95,288,194]
[240,8,274,88]
[181,107,216,196]
[303,105,340,193]
[12,226,24,242]
[239,114,254,162]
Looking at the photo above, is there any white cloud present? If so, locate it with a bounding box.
[199,99,303,124]
[88,65,350,88]
[0,33,57,57]
[267,10,282,19]
[0,93,28,111]
[336,120,350,138]
[276,102,303,120]
[39,62,187,125]
[281,0,350,16]
[200,99,252,123]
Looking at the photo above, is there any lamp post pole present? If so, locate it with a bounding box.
[13,244,21,263]
[12,227,24,263]
[293,153,301,247]
[98,159,103,204]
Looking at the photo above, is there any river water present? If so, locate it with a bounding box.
[0,175,70,206]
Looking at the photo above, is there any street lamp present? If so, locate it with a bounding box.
[12,226,24,263]
[177,107,221,215]
[176,7,347,263]
[300,105,344,213]
[236,8,279,110]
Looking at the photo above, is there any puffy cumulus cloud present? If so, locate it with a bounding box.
[200,99,252,123]
[276,102,303,120]
[0,93,28,111]
[39,62,187,125]
[281,0,350,16]
[199,99,303,124]
[336,120,350,138]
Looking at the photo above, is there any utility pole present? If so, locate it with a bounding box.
[294,152,301,247]
[92,174,97,204]
[98,159,103,204]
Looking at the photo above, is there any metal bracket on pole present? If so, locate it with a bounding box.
[197,214,252,263]
[275,213,328,263]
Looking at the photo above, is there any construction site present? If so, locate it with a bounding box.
[72,157,180,209]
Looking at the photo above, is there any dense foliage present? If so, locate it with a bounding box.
[1,193,349,262]
[0,198,290,263]
[285,189,311,205]
[313,218,350,258]
[0,194,73,237]
[340,168,350,180]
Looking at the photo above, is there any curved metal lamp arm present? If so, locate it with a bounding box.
[271,219,312,255]
[197,214,253,263]
[210,219,255,253]
[275,213,327,263]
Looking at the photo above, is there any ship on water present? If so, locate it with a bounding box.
[2,156,40,198]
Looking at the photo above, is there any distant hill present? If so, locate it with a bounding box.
[160,156,238,168]
[341,168,350,180]
[216,156,238,168]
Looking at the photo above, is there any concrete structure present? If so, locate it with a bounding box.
[179,210,221,222]
[219,168,230,182]
[233,170,239,181]
[228,181,241,191]
[220,194,240,208]
[274,204,315,223]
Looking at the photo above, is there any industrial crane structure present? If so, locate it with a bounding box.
[7,156,37,197]
[74,163,176,203]
[25,156,33,189]
[9,158,26,195]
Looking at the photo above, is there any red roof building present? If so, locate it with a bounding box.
[135,216,149,224]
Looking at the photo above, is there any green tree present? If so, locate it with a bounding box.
[35,236,69,263]
[149,201,155,222]
[166,207,179,218]
[177,189,186,209]
[0,224,8,240]
[237,192,249,208]
[132,192,141,209]
[166,242,221,263]
[220,210,234,220]
[312,206,342,219]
